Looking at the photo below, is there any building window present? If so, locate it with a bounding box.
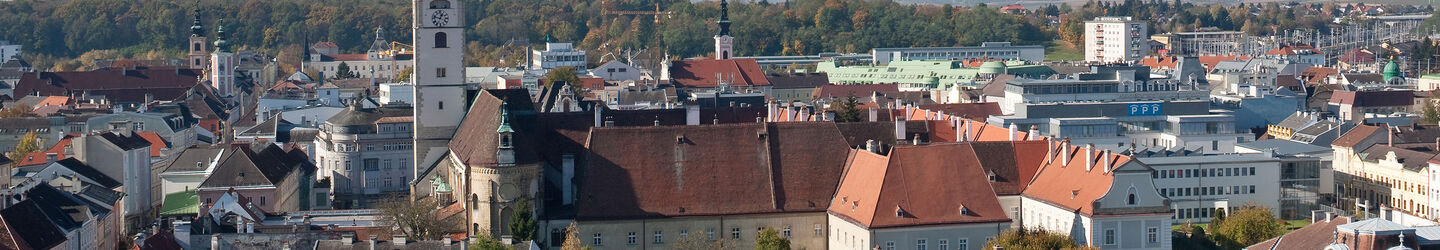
[384,177,392,187]
[782,226,791,238]
[436,67,447,77]
[592,234,602,245]
[259,196,266,205]
[679,230,688,237]
[627,232,636,245]
[653,231,663,244]
[1104,229,1117,245]
[1148,227,1159,243]
[940,239,950,250]
[344,160,352,170]
[438,101,445,110]
[731,228,740,239]
[384,159,392,170]
[706,229,715,240]
[814,224,822,236]
[917,239,928,250]
[434,32,448,48]
[886,241,896,250]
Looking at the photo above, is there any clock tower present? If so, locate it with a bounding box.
[714,0,734,60]
[412,0,467,184]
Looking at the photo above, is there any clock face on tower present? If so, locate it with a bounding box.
[430,10,450,26]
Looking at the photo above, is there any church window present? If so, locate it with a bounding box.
[434,32,448,48]
[429,0,450,9]
[193,43,201,51]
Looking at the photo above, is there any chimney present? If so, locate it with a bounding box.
[1028,125,1040,140]
[393,234,407,246]
[342,234,354,245]
[868,107,878,122]
[1061,139,1071,166]
[211,234,221,250]
[912,134,922,145]
[1388,125,1395,147]
[964,120,973,141]
[1084,144,1094,171]
[767,101,778,122]
[368,235,378,250]
[954,119,963,142]
[1008,124,1018,141]
[442,235,452,245]
[1103,149,1112,171]
[865,140,880,154]
[592,104,603,127]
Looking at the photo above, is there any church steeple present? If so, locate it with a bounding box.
[713,0,734,60]
[213,24,229,52]
[718,0,732,36]
[190,9,205,37]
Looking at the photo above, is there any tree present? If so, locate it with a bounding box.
[1210,205,1285,250]
[470,235,509,250]
[560,222,592,250]
[544,66,581,93]
[984,228,1095,250]
[335,62,356,79]
[508,198,538,242]
[376,196,462,240]
[7,131,40,163]
[674,234,738,249]
[829,94,863,122]
[396,66,414,83]
[755,228,790,250]
[1423,100,1440,124]
[0,104,32,118]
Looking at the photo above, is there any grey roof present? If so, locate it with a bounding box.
[1344,74,1385,84]
[325,105,413,127]
[287,128,319,143]
[1295,121,1341,136]
[239,117,290,137]
[0,59,30,69]
[1237,139,1332,156]
[1276,113,1317,130]
[1412,226,1440,244]
[617,89,673,106]
[159,145,226,173]
[1337,218,1409,234]
[0,200,66,249]
[1359,145,1432,171]
[54,158,122,189]
[99,132,152,151]
[199,143,315,188]
[78,185,124,206]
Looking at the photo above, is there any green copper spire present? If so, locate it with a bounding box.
[213,24,229,52]
[1383,58,1400,82]
[190,9,204,37]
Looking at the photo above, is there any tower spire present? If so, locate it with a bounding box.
[718,0,732,36]
[213,23,229,52]
[190,7,205,37]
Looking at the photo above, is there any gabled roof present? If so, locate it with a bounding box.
[449,89,539,166]
[53,158,122,189]
[136,132,167,157]
[0,200,65,250]
[0,206,32,250]
[577,122,851,220]
[1246,216,1351,250]
[830,143,1011,229]
[325,105,412,127]
[22,184,89,231]
[1337,218,1408,233]
[1276,113,1317,130]
[15,67,203,104]
[1329,90,1414,107]
[1360,145,1433,171]
[198,143,314,188]
[1021,140,1136,215]
[158,145,225,173]
[1333,125,1381,148]
[669,59,771,88]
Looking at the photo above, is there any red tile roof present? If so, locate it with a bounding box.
[1340,49,1376,63]
[136,131,167,157]
[1245,216,1351,250]
[1302,67,1340,86]
[329,54,369,61]
[32,96,70,108]
[830,144,1011,229]
[15,67,203,104]
[15,134,78,167]
[1140,56,1178,70]
[669,59,771,88]
[1328,90,1415,107]
[1021,140,1134,215]
[1333,124,1381,148]
[577,122,851,220]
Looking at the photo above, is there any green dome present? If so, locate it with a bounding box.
[212,25,229,51]
[1383,59,1400,82]
[978,61,1008,75]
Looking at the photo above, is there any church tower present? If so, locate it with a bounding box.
[209,24,237,97]
[714,0,734,60]
[187,9,209,69]
[412,0,467,181]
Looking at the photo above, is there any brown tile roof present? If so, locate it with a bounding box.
[917,103,1003,120]
[15,67,203,103]
[576,122,851,220]
[1265,44,1320,56]
[1361,145,1434,171]
[1333,125,1381,148]
[1140,56,1178,69]
[829,144,1011,229]
[669,59,770,88]
[330,54,369,61]
[1246,216,1351,250]
[449,89,539,166]
[982,75,1015,98]
[1021,141,1134,215]
[1302,67,1340,86]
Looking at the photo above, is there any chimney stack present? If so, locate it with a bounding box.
[593,104,603,127]
[964,120,973,141]
[868,107,878,122]
[442,235,452,245]
[1061,139,1071,166]
[954,119,963,142]
[1103,149,1112,171]
[1008,124,1018,141]
[1085,144,1094,171]
[393,235,407,246]
[1028,125,1040,140]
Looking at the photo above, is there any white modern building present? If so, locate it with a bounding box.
[314,103,414,208]
[870,42,1046,65]
[1086,16,1149,63]
[1135,151,1282,223]
[378,83,414,104]
[0,41,21,61]
[531,42,587,71]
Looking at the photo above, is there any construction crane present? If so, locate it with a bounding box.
[601,1,674,23]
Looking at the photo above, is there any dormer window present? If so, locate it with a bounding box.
[429,0,450,9]
[1127,187,1138,205]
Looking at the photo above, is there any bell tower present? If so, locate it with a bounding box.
[412,0,467,189]
[187,9,209,69]
[713,0,734,60]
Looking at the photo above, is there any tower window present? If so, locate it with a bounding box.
[429,0,450,9]
[438,101,445,110]
[193,43,201,51]
[434,32,448,48]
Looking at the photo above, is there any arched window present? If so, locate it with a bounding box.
[434,32,448,48]
[429,0,451,9]
[1127,186,1138,205]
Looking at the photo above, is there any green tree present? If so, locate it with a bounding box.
[544,66,581,94]
[984,228,1093,250]
[1210,205,1285,250]
[470,235,508,250]
[829,94,863,122]
[1422,101,1440,124]
[7,131,40,163]
[756,228,790,250]
[396,66,414,83]
[335,62,356,79]
[508,198,538,242]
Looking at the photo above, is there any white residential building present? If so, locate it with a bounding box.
[1136,152,1282,223]
[378,83,414,104]
[314,104,414,209]
[1022,140,1172,249]
[0,41,20,61]
[1086,16,1149,63]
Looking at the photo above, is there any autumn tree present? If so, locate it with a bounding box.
[828,94,863,122]
[755,228,790,250]
[376,196,462,240]
[7,131,40,164]
[1209,205,1286,250]
[0,104,32,118]
[984,228,1096,250]
[396,66,414,83]
[560,222,592,250]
